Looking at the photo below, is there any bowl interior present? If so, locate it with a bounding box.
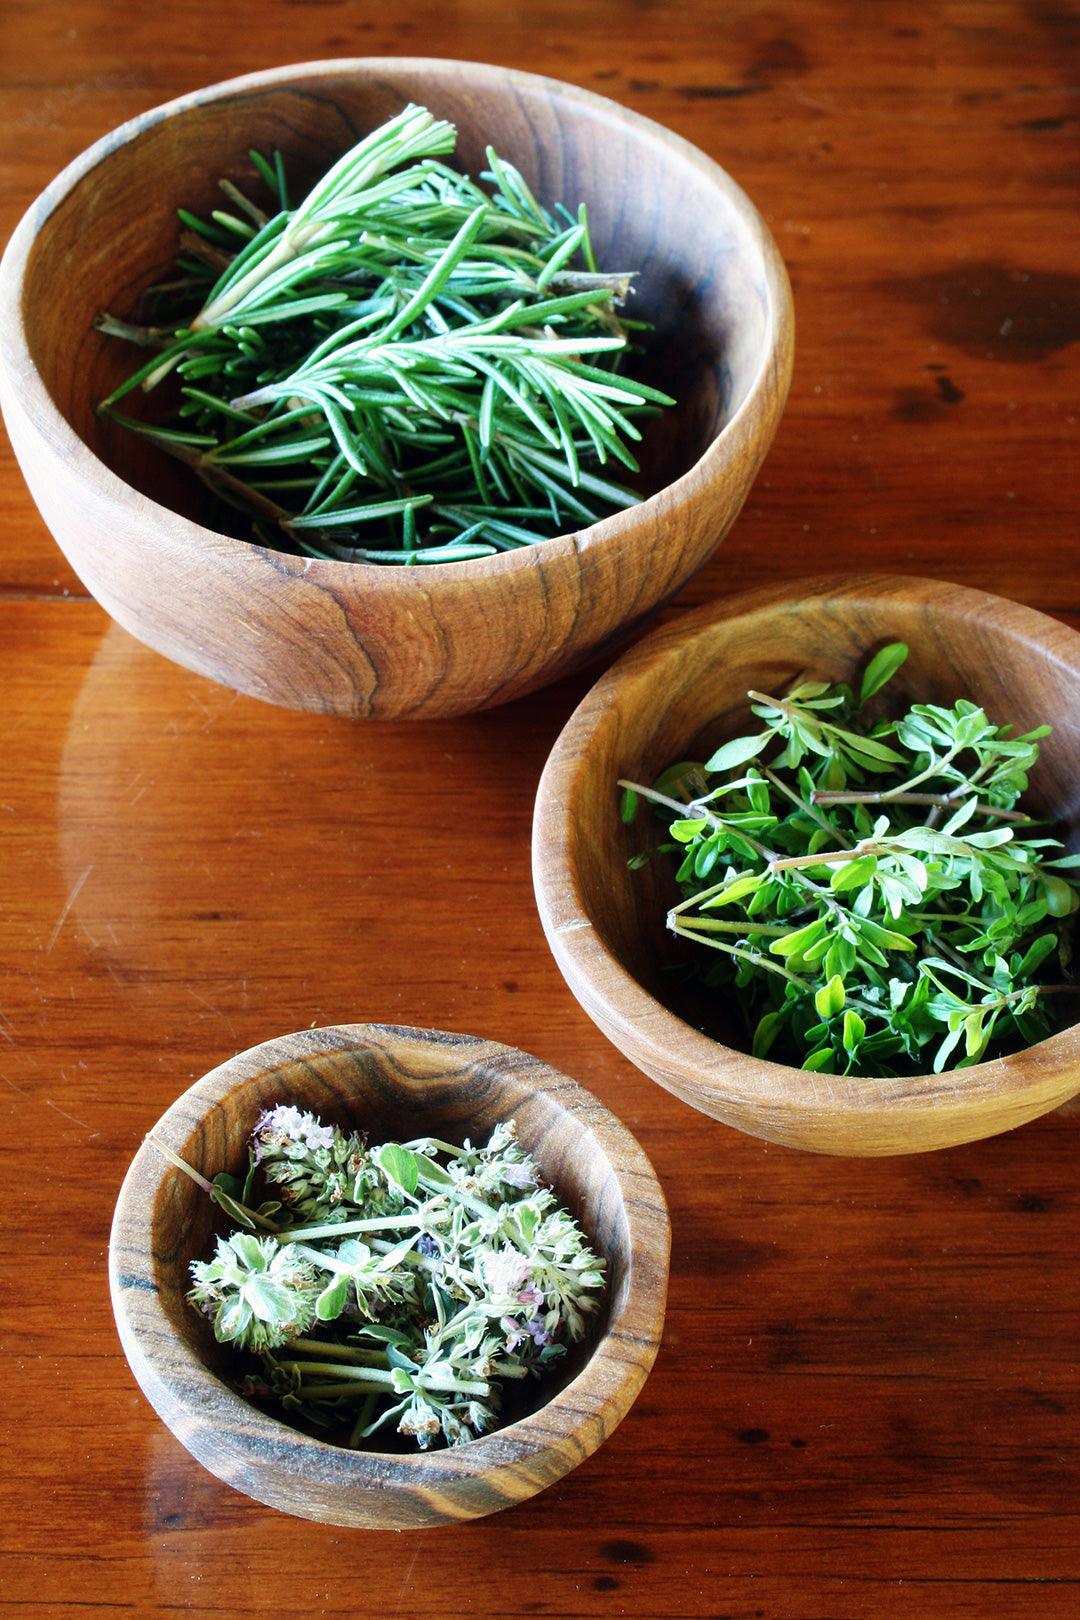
[536,575,1080,1152]
[23,60,776,535]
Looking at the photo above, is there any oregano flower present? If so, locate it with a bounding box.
[168,1111,606,1450]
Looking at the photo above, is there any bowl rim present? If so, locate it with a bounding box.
[108,1021,671,1521]
[0,55,794,588]
[532,571,1080,1154]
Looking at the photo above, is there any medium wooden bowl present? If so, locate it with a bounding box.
[108,1024,670,1527]
[0,59,793,720]
[532,574,1080,1157]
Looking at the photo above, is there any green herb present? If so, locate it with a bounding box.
[621,643,1080,1078]
[153,1107,606,1449]
[97,104,672,564]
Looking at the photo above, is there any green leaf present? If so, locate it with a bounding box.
[752,1009,786,1059]
[704,732,772,772]
[859,641,908,704]
[770,917,828,958]
[377,1142,419,1195]
[842,1009,866,1052]
[825,936,856,981]
[963,1010,988,1059]
[1015,932,1058,978]
[857,917,916,954]
[933,1026,965,1073]
[208,1184,258,1230]
[619,786,639,823]
[814,974,846,1019]
[243,1275,292,1322]
[1042,873,1080,918]
[962,827,1016,849]
[787,680,833,702]
[747,879,779,916]
[830,854,878,893]
[216,1296,254,1342]
[229,1232,269,1270]
[694,837,720,878]
[746,770,771,815]
[701,871,764,908]
[315,1273,351,1321]
[670,818,709,843]
[410,1151,455,1189]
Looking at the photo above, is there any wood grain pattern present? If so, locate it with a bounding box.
[109,1024,670,1527]
[4,4,1080,1617]
[0,58,792,719]
[534,574,1080,1154]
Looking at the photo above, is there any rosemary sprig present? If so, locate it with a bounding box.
[165,1107,606,1450]
[97,104,673,564]
[621,643,1080,1078]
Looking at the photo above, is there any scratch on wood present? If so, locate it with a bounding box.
[45,1096,95,1132]
[46,863,93,953]
[394,1539,423,1611]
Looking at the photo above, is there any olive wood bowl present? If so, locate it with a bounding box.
[0,58,793,719]
[108,1024,670,1527]
[532,574,1080,1157]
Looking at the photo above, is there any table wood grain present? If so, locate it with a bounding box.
[3,4,1080,1616]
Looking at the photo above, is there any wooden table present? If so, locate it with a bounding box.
[3,4,1080,1615]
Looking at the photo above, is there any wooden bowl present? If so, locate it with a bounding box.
[0,59,793,720]
[108,1024,670,1527]
[532,574,1080,1157]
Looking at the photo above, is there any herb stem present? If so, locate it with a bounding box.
[287,1337,389,1365]
[620,779,780,863]
[276,1360,491,1397]
[668,917,810,988]
[765,767,856,848]
[282,1211,434,1243]
[667,916,792,937]
[811,788,1030,823]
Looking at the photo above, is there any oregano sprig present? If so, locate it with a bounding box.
[621,644,1080,1078]
[159,1107,606,1450]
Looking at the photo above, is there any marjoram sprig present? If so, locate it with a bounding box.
[621,642,1080,1078]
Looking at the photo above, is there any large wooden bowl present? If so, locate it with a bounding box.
[0,59,793,719]
[108,1024,670,1527]
[533,575,1080,1156]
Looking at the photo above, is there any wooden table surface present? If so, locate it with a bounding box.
[4,4,1080,1616]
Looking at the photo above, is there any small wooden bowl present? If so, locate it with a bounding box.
[0,59,793,720]
[108,1024,670,1527]
[533,574,1080,1157]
